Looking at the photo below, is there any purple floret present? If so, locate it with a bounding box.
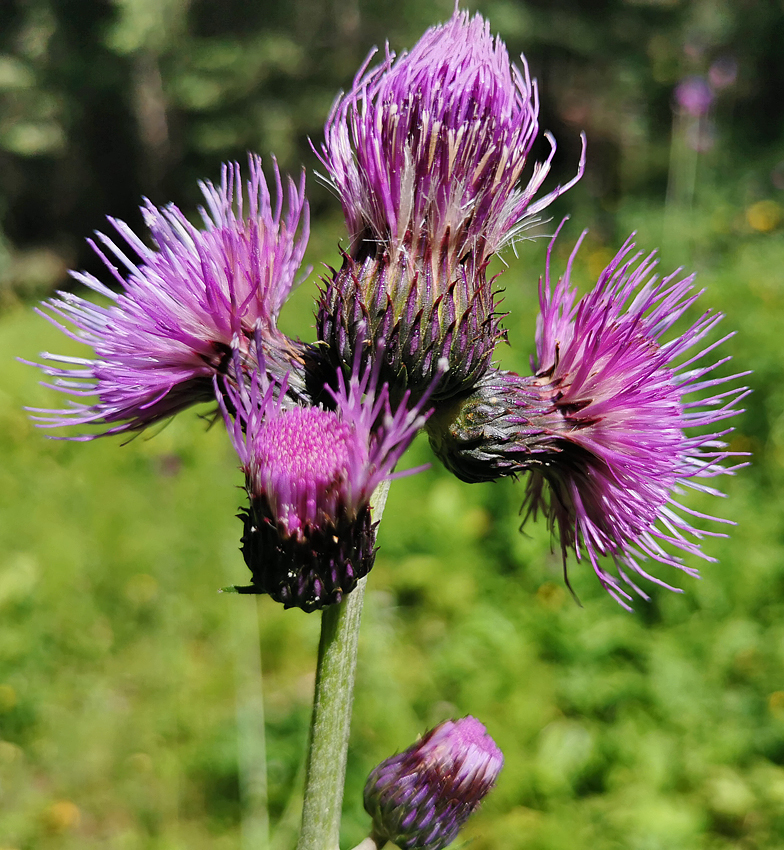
[29,155,309,437]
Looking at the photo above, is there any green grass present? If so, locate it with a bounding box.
[1,203,783,850]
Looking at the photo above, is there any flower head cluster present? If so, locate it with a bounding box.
[30,155,309,437]
[316,9,585,403]
[429,231,749,606]
[28,7,747,610]
[221,342,430,611]
[364,716,503,850]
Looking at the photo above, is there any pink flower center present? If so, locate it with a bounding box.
[253,407,358,535]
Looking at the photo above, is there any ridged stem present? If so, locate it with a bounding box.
[296,481,390,850]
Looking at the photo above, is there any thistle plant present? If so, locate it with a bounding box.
[26,6,748,849]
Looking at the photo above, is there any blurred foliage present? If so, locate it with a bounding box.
[2,0,784,849]
[3,207,784,848]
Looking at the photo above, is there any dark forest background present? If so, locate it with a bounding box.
[2,0,783,298]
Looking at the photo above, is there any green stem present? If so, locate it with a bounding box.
[297,481,390,850]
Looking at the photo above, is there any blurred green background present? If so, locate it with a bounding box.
[2,0,784,848]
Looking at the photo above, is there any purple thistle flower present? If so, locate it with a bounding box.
[674,76,714,117]
[428,230,749,608]
[320,8,582,264]
[29,155,309,437]
[364,716,503,850]
[315,8,585,403]
[221,342,430,611]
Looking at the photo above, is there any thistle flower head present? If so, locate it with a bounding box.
[429,230,749,607]
[364,716,503,850]
[315,8,585,404]
[222,341,430,611]
[319,8,583,265]
[29,155,309,437]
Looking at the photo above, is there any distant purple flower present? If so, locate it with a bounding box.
[674,76,714,117]
[429,230,749,607]
[316,9,585,402]
[221,343,430,611]
[364,716,503,850]
[29,155,309,437]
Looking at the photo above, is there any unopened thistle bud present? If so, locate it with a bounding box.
[364,716,503,850]
[316,9,584,404]
[428,230,749,608]
[221,346,430,611]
